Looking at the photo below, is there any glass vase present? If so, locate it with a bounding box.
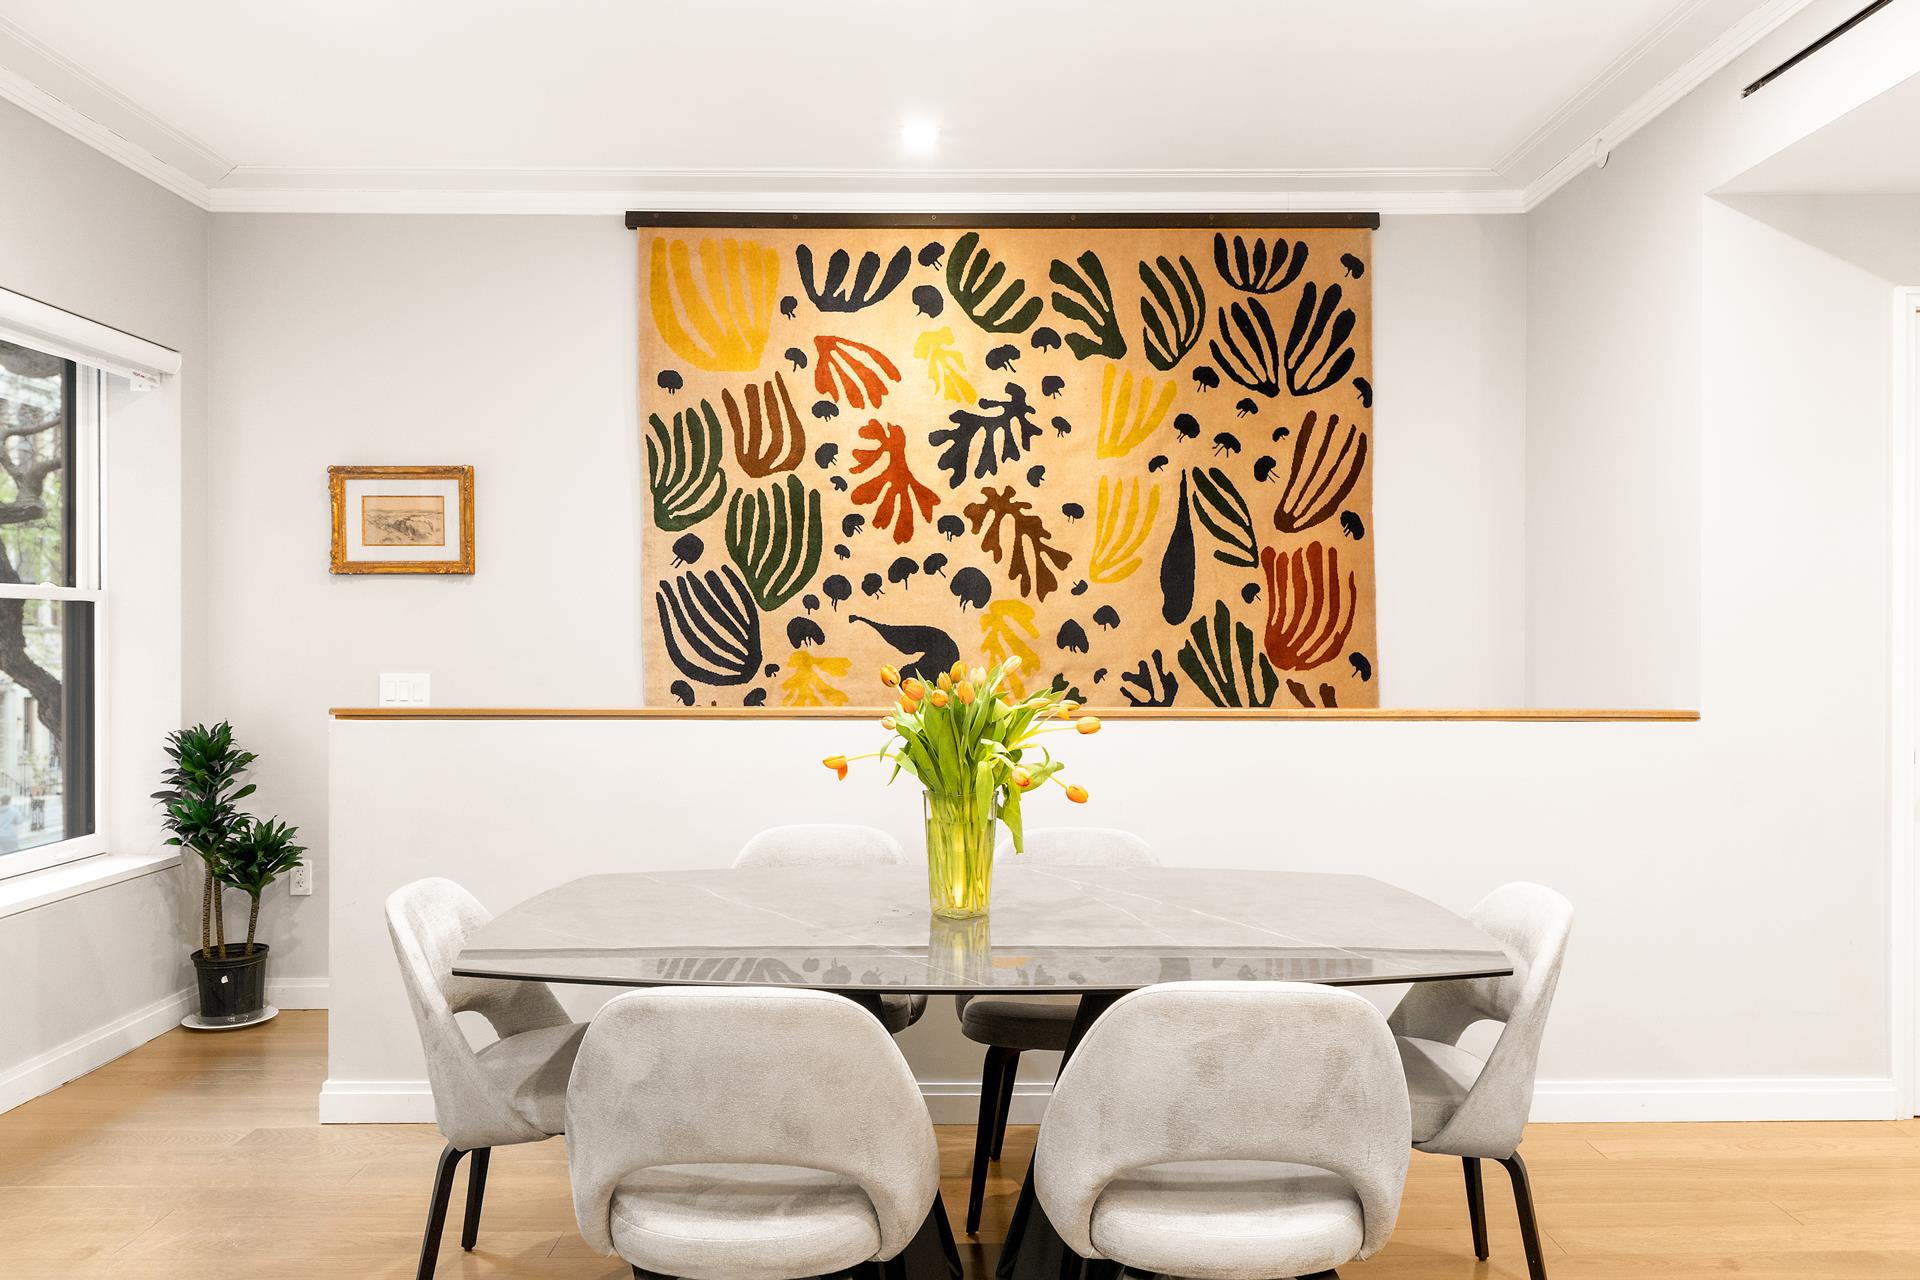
[923,788,997,919]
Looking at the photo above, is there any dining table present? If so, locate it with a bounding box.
[455,863,1515,1280]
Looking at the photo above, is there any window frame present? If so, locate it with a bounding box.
[0,360,108,882]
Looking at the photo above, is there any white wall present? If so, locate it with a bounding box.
[206,212,1530,993]
[1525,0,1920,705]
[0,100,200,1101]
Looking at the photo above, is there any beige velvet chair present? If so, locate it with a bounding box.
[732,823,927,1034]
[1388,882,1573,1280]
[566,986,945,1280]
[387,878,589,1280]
[958,827,1157,1234]
[1034,981,1411,1280]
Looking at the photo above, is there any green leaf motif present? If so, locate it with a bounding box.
[1049,251,1126,361]
[646,400,728,531]
[1189,466,1258,568]
[726,474,824,612]
[1177,599,1279,708]
[947,232,1043,334]
[1138,254,1205,371]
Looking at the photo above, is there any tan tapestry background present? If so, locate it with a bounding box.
[637,221,1376,710]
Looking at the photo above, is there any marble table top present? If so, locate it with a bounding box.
[454,866,1512,993]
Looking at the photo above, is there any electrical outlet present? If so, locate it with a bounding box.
[378,673,431,706]
[289,865,313,897]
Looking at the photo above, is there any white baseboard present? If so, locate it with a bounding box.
[315,1073,1907,1126]
[268,978,329,1010]
[0,986,194,1115]
[319,1078,435,1124]
[1529,1075,1902,1122]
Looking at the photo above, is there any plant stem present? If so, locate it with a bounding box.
[246,894,260,956]
[200,859,212,956]
[214,884,226,960]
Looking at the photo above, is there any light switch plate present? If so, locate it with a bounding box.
[378,673,431,706]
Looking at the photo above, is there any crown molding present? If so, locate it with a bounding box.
[1520,0,1819,210]
[0,58,211,208]
[1493,0,1726,177]
[203,180,1527,216]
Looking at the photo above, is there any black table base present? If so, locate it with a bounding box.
[993,991,1122,1280]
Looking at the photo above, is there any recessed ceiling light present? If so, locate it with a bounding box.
[901,117,940,156]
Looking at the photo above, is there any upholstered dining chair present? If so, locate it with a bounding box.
[387,877,589,1280]
[1034,981,1411,1280]
[1388,881,1574,1280]
[732,823,927,1034]
[958,826,1157,1234]
[567,986,948,1280]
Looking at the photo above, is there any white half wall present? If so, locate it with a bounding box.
[327,712,1894,1124]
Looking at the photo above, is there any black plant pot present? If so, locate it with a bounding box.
[192,943,269,1024]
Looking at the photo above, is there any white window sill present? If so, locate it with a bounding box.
[0,851,182,921]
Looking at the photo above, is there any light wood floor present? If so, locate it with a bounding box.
[0,1011,1915,1278]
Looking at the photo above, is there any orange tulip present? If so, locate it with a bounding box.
[900,696,920,715]
[879,665,900,687]
[957,681,976,704]
[1060,700,1080,717]
[951,660,969,683]
[930,689,950,708]
[1011,767,1033,788]
[1065,784,1089,803]
[880,715,896,730]
[822,755,849,781]
[937,672,953,692]
[1076,716,1102,735]
[902,677,926,700]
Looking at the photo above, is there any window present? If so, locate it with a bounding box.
[0,338,99,879]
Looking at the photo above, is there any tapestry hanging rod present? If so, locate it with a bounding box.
[623,211,1381,230]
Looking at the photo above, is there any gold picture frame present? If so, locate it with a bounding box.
[328,465,475,575]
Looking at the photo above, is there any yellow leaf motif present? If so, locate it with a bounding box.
[979,601,1039,697]
[649,237,780,373]
[1088,476,1161,583]
[780,650,852,707]
[911,327,976,405]
[1095,363,1175,459]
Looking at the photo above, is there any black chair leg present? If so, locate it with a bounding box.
[990,1049,1020,1160]
[1498,1151,1549,1280]
[414,1142,466,1280]
[1462,1155,1489,1259]
[460,1146,491,1250]
[967,1046,1013,1234]
[1298,1271,1341,1279]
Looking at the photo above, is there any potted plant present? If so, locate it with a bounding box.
[821,656,1100,918]
[153,723,307,1027]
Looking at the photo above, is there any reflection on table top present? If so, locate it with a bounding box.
[454,866,1513,994]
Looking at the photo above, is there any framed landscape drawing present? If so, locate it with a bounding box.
[633,213,1376,712]
[328,465,474,575]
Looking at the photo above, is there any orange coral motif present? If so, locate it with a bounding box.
[1260,541,1357,671]
[849,421,939,545]
[813,335,901,410]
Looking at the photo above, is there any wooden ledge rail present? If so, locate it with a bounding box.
[332,707,1700,723]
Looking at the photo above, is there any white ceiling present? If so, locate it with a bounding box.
[0,0,1814,212]
[1723,70,1920,193]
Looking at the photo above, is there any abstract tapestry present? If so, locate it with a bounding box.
[636,220,1376,711]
